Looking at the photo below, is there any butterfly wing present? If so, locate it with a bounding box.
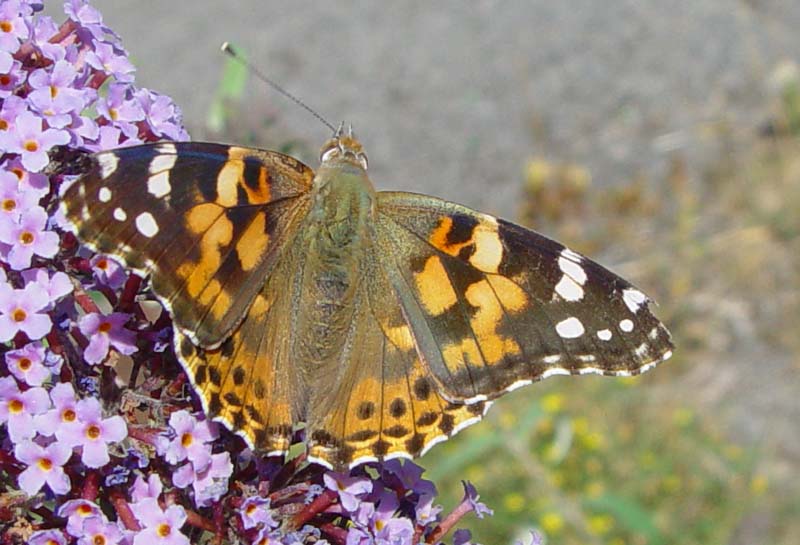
[373,191,673,403]
[305,243,490,469]
[61,142,314,348]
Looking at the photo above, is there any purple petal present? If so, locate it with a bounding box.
[101,414,127,442]
[81,439,110,468]
[17,465,47,495]
[45,467,71,495]
[19,311,52,339]
[83,333,110,364]
[14,440,44,465]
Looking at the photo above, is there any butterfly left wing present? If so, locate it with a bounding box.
[60,142,314,348]
[372,191,673,404]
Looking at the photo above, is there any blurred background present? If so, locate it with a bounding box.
[87,1,799,543]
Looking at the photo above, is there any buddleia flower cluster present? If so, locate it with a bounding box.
[0,2,493,544]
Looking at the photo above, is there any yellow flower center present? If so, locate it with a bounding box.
[157,523,171,537]
[63,408,77,422]
[93,535,106,545]
[98,321,112,333]
[24,140,38,152]
[2,198,15,211]
[11,308,26,322]
[181,432,193,447]
[8,399,23,414]
[17,357,31,371]
[37,457,53,471]
[86,424,101,440]
[0,21,12,33]
[19,230,34,245]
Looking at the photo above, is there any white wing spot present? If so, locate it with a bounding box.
[620,319,634,332]
[623,288,647,313]
[597,329,613,341]
[97,153,118,178]
[648,327,660,340]
[135,212,159,238]
[113,207,127,222]
[555,316,585,338]
[635,343,649,358]
[558,254,587,285]
[504,379,533,393]
[543,355,562,364]
[541,367,570,379]
[577,354,597,363]
[554,275,584,301]
[155,142,177,154]
[147,171,171,198]
[561,248,582,262]
[98,187,112,202]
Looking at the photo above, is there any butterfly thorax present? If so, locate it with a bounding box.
[293,138,376,386]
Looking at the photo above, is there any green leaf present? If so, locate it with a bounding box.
[583,493,665,545]
[206,50,249,132]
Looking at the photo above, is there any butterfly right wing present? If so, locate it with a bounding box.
[61,142,314,348]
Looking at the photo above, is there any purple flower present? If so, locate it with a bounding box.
[77,515,124,545]
[22,268,73,306]
[91,253,127,289]
[3,157,50,197]
[14,439,72,496]
[0,376,49,442]
[130,498,189,545]
[0,205,60,269]
[0,279,52,341]
[86,42,135,83]
[0,110,70,171]
[0,57,24,98]
[57,396,127,467]
[462,481,493,519]
[5,341,52,386]
[157,410,217,470]
[29,529,68,545]
[131,472,163,502]
[0,168,40,219]
[453,529,476,545]
[135,89,188,140]
[0,94,26,133]
[240,496,276,530]
[415,494,442,526]
[173,452,232,507]
[0,1,29,51]
[58,498,103,536]
[27,60,92,127]
[382,459,437,497]
[324,472,373,513]
[34,381,80,438]
[78,311,139,364]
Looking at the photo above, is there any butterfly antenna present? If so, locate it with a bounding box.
[221,42,337,133]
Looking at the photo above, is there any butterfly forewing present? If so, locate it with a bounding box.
[61,142,314,347]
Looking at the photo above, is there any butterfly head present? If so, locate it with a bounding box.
[319,122,369,170]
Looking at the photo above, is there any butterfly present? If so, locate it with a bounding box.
[59,125,673,470]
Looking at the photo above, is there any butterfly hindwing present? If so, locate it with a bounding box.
[305,245,489,468]
[374,191,673,403]
[61,142,314,347]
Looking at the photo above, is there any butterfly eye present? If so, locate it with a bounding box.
[320,146,338,163]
